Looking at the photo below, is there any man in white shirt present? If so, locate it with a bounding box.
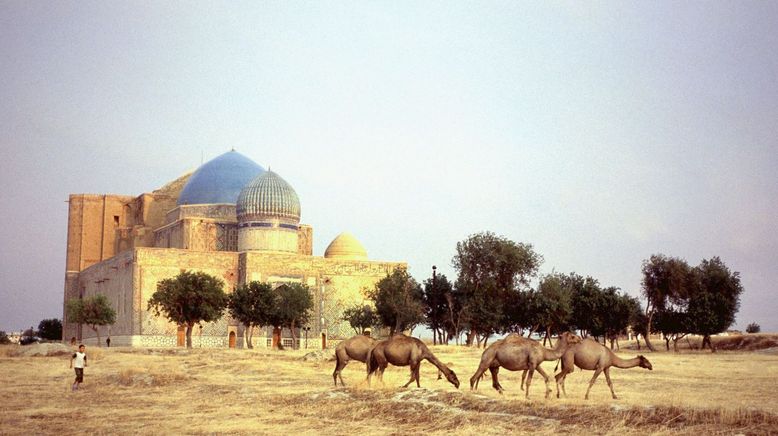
[69,344,87,391]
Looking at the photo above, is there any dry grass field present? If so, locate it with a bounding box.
[2,339,778,435]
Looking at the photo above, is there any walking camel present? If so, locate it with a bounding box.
[366,334,460,389]
[469,331,581,399]
[555,337,653,399]
[332,334,376,386]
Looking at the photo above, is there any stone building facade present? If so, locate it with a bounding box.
[63,151,404,348]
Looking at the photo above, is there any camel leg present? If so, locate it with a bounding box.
[333,358,348,387]
[555,368,571,398]
[534,366,552,399]
[469,364,489,391]
[524,367,535,399]
[415,364,421,388]
[489,366,504,393]
[584,367,603,400]
[403,363,419,388]
[521,369,527,391]
[604,367,617,399]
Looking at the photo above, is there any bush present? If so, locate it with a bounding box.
[746,322,761,334]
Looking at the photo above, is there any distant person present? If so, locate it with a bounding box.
[70,337,76,346]
[70,344,87,391]
[106,337,111,348]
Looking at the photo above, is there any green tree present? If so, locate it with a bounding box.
[452,231,542,346]
[653,308,690,351]
[148,271,227,348]
[266,283,313,349]
[628,302,649,350]
[530,272,573,343]
[342,304,378,335]
[686,257,744,352]
[746,322,761,334]
[600,290,640,349]
[640,254,693,351]
[569,274,605,338]
[228,281,275,349]
[66,295,116,347]
[369,268,424,336]
[422,270,453,344]
[0,331,11,344]
[37,318,62,341]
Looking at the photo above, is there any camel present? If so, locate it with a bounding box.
[366,334,459,389]
[332,334,377,386]
[469,331,581,399]
[554,337,653,399]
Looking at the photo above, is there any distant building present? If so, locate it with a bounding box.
[63,151,404,348]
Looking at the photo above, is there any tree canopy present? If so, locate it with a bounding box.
[641,254,744,352]
[452,231,542,346]
[148,271,227,348]
[421,270,453,344]
[66,294,116,347]
[37,318,62,341]
[227,281,275,349]
[342,304,378,335]
[267,283,314,348]
[640,254,693,351]
[687,257,743,351]
[369,268,424,336]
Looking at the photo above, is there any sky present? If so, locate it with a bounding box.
[1,2,777,333]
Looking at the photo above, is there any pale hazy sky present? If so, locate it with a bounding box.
[1,2,776,333]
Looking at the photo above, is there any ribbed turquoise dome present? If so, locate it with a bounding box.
[177,151,265,205]
[237,171,301,222]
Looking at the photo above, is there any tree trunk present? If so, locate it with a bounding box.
[272,326,282,349]
[665,335,670,351]
[186,322,194,349]
[466,330,476,346]
[644,310,658,351]
[635,334,641,350]
[245,324,254,349]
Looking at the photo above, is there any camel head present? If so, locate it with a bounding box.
[445,369,460,389]
[638,355,653,370]
[560,331,582,345]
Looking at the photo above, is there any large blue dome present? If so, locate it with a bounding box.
[177,151,265,205]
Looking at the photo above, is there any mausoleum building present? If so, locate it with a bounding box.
[62,151,404,348]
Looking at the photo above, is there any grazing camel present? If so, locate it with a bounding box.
[366,334,459,389]
[469,332,581,399]
[332,334,377,386]
[555,337,653,399]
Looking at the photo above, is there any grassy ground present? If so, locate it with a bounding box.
[1,342,777,435]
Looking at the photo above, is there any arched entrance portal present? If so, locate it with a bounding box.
[228,331,236,348]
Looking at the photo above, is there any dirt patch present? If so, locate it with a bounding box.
[302,349,335,362]
[10,343,73,357]
[114,367,188,387]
